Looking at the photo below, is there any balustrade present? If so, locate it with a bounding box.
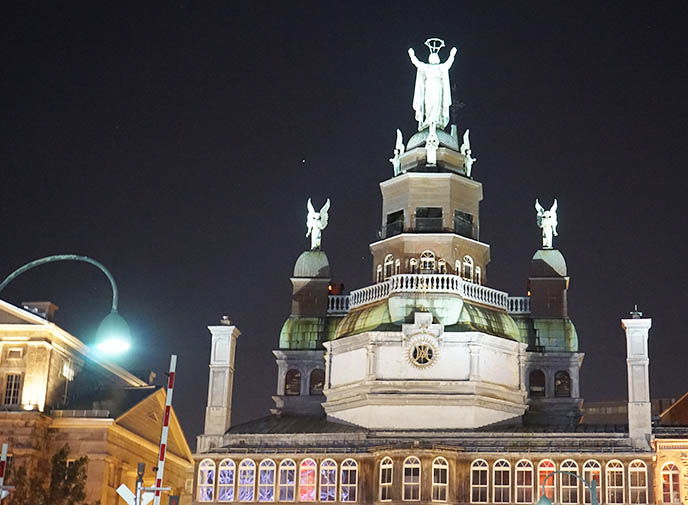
[327,295,350,314]
[507,296,531,314]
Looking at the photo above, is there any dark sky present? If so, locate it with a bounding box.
[2,2,687,447]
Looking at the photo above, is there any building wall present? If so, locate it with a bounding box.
[654,439,688,505]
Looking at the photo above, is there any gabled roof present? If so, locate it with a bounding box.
[660,391,688,425]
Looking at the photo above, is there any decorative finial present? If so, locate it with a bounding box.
[535,198,558,249]
[220,315,231,325]
[408,39,457,131]
[306,198,330,250]
[630,305,643,319]
[389,129,405,176]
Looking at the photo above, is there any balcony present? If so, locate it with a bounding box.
[507,296,531,314]
[327,295,350,314]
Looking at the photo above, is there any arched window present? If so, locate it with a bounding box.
[560,460,578,504]
[278,459,296,502]
[538,460,556,501]
[238,459,256,502]
[376,265,383,283]
[218,459,235,502]
[258,460,276,502]
[379,457,393,502]
[493,459,510,503]
[340,459,357,502]
[554,371,571,397]
[475,266,482,285]
[395,259,401,275]
[299,459,317,502]
[463,255,474,281]
[437,259,447,274]
[529,370,546,397]
[515,460,533,504]
[432,457,448,502]
[629,460,648,504]
[583,460,601,504]
[455,260,461,275]
[420,251,436,271]
[403,456,421,501]
[662,463,680,503]
[470,459,488,504]
[309,369,325,395]
[384,255,394,279]
[410,258,419,274]
[606,460,624,504]
[285,369,301,396]
[319,459,337,502]
[198,459,216,502]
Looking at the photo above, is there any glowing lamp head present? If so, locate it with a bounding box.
[96,309,131,354]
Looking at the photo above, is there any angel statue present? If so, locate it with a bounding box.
[389,129,405,176]
[460,129,477,177]
[306,198,330,250]
[535,198,558,249]
[408,38,457,131]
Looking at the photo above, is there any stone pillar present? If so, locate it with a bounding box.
[621,312,652,449]
[203,317,240,436]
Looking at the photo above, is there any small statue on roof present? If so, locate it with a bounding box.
[306,198,330,250]
[535,198,558,249]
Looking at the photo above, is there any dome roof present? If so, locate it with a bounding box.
[529,249,567,277]
[407,128,460,151]
[293,250,330,278]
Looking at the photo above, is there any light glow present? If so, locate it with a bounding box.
[97,338,131,354]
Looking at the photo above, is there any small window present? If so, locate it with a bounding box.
[475,267,481,285]
[319,459,337,502]
[629,460,647,504]
[453,209,474,238]
[340,459,357,502]
[198,459,216,502]
[298,459,316,502]
[420,251,436,272]
[560,460,578,504]
[538,460,555,502]
[386,210,404,237]
[515,460,533,504]
[529,370,546,397]
[309,369,325,395]
[279,459,296,501]
[493,460,510,503]
[415,207,443,232]
[218,459,236,502]
[285,370,301,396]
[554,371,571,397]
[661,463,680,504]
[384,255,394,279]
[376,265,383,283]
[463,255,474,281]
[583,460,601,504]
[403,457,420,501]
[6,348,22,360]
[258,460,276,502]
[437,259,447,274]
[3,374,21,406]
[239,459,256,502]
[409,258,419,274]
[432,457,448,502]
[394,259,401,275]
[470,459,488,504]
[379,457,393,501]
[606,460,624,504]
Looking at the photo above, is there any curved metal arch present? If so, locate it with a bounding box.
[0,254,118,311]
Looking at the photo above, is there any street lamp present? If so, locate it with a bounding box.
[0,254,131,354]
[537,470,599,505]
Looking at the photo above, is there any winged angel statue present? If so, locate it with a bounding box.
[535,199,558,249]
[306,198,330,250]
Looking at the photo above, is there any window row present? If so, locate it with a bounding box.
[284,369,325,397]
[468,458,648,504]
[384,208,475,238]
[379,456,449,502]
[528,369,571,398]
[375,251,481,284]
[198,458,358,503]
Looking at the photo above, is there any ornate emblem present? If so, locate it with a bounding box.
[407,336,438,368]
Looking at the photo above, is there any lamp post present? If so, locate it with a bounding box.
[537,470,599,505]
[0,254,131,354]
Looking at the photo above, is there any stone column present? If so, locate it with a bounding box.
[621,312,652,450]
[203,317,241,436]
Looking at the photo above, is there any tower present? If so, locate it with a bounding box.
[622,309,652,449]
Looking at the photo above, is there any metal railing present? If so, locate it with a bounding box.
[327,295,350,314]
[349,274,509,311]
[507,296,531,314]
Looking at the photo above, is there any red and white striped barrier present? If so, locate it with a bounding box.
[153,354,176,505]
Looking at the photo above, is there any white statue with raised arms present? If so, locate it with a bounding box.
[408,38,457,131]
[306,198,330,250]
[535,198,558,249]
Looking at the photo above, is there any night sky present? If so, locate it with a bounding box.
[2,2,687,447]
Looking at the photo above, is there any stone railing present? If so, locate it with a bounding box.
[507,296,531,314]
[327,295,350,314]
[349,274,509,311]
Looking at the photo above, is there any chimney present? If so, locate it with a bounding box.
[200,315,240,449]
[621,307,652,449]
[22,301,59,322]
